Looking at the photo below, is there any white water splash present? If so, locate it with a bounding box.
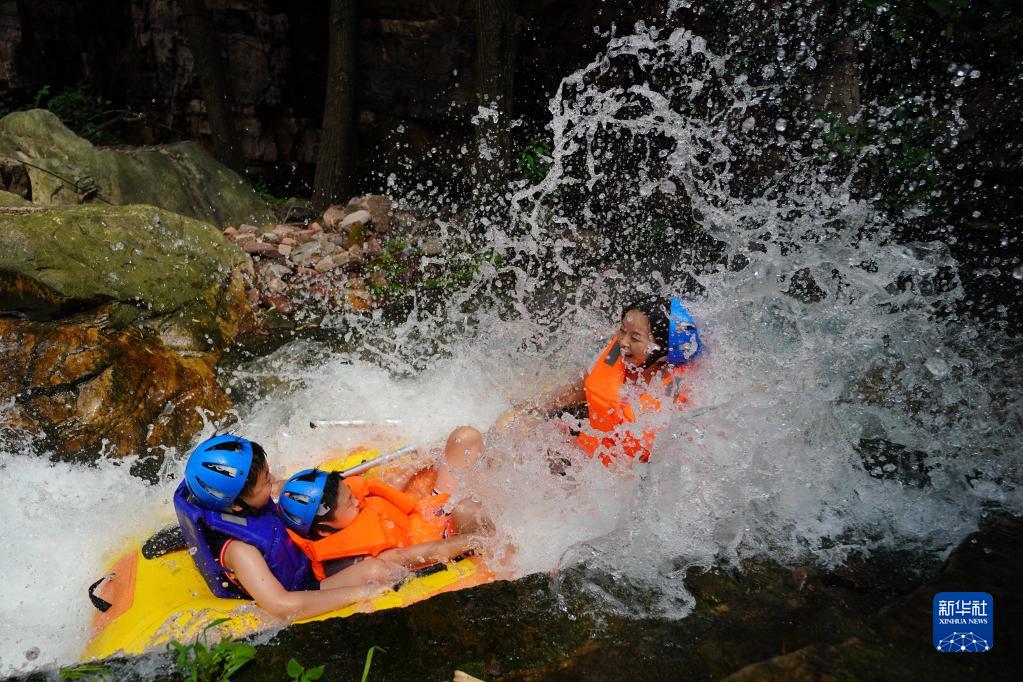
[0,455,167,674]
[2,6,1022,675]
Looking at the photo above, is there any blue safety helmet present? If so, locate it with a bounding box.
[279,469,331,536]
[184,435,255,511]
[667,298,702,365]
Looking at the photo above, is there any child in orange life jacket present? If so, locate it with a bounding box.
[175,435,401,621]
[445,296,702,467]
[279,469,486,583]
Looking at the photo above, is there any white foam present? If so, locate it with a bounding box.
[0,455,168,676]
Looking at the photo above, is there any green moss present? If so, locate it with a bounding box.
[0,110,274,228]
[0,190,30,206]
[0,204,248,342]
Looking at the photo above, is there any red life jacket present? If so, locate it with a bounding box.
[576,336,688,465]
[287,476,445,581]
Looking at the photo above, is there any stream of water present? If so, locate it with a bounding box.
[2,3,1021,675]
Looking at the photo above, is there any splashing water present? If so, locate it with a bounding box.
[2,6,1022,675]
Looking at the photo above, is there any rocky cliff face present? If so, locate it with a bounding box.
[0,0,661,191]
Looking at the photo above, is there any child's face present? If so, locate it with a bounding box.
[618,309,656,368]
[317,484,361,535]
[237,465,273,509]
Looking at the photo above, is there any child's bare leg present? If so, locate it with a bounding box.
[450,498,494,536]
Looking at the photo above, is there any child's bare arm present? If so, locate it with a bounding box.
[497,379,587,428]
[376,535,480,567]
[224,541,390,621]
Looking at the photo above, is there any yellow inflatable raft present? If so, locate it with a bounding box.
[82,448,493,660]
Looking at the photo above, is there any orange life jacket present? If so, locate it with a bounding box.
[287,475,445,581]
[404,467,456,540]
[576,336,688,465]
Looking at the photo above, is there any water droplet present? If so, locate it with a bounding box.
[775,118,788,132]
[925,357,949,378]
[1012,265,1023,280]
[970,69,981,79]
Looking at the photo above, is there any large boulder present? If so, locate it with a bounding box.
[0,109,274,229]
[0,204,256,462]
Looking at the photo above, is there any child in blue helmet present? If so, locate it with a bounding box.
[445,296,702,466]
[175,435,403,620]
[277,468,488,582]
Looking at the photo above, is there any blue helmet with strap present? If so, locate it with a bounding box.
[279,469,330,536]
[667,298,702,365]
[184,435,255,511]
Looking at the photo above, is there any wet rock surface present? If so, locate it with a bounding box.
[0,204,256,462]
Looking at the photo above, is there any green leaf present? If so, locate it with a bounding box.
[361,645,386,682]
[58,663,110,680]
[287,658,304,679]
[305,665,326,681]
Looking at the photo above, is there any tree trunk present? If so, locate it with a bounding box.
[180,0,244,175]
[312,0,358,211]
[813,36,860,118]
[472,0,518,217]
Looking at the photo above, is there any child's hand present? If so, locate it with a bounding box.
[495,406,524,430]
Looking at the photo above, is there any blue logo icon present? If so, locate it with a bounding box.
[933,592,993,652]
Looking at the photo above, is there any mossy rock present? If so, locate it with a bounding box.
[0,203,252,348]
[0,189,30,206]
[0,109,273,228]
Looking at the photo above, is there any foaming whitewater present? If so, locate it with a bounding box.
[357,15,1023,615]
[0,453,167,674]
[3,4,1023,674]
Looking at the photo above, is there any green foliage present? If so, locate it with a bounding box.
[637,218,671,254]
[58,663,110,680]
[925,0,970,19]
[34,82,122,145]
[251,178,287,208]
[366,237,416,295]
[286,657,325,681]
[813,100,946,218]
[515,137,553,183]
[362,233,509,305]
[812,111,860,161]
[361,645,385,682]
[166,618,256,682]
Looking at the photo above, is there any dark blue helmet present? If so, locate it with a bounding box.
[667,298,702,365]
[279,469,330,536]
[184,435,255,511]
